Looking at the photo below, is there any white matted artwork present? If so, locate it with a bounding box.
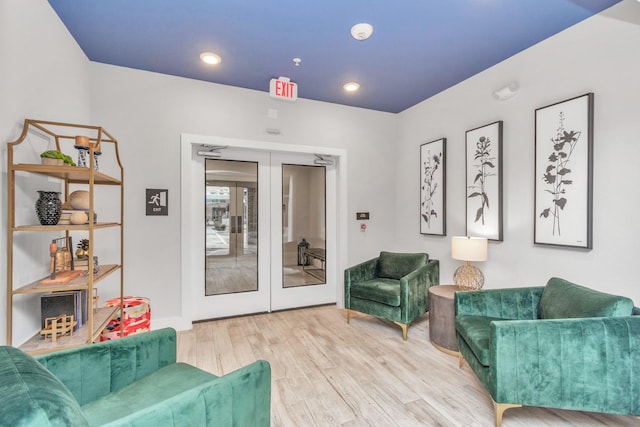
[420,138,446,235]
[465,121,503,241]
[534,93,594,249]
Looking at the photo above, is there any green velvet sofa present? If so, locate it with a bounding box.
[344,251,439,340]
[0,327,271,426]
[455,277,640,427]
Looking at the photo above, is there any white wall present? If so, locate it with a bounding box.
[0,0,91,345]
[396,0,640,303]
[88,64,398,327]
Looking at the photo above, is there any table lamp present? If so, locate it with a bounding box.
[451,236,488,290]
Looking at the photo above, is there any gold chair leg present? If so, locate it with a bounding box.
[346,309,352,323]
[458,352,465,369]
[393,322,408,341]
[493,401,521,427]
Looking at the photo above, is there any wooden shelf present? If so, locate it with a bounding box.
[14,163,120,185]
[12,222,121,232]
[13,264,120,294]
[7,119,125,353]
[18,306,119,355]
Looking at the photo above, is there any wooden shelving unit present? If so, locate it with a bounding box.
[6,119,124,354]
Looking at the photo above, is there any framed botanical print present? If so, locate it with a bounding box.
[465,121,503,241]
[534,93,594,249]
[420,138,446,235]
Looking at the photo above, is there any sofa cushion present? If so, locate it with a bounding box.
[81,362,219,426]
[456,315,505,367]
[0,346,89,426]
[376,251,428,280]
[350,278,401,306]
[538,278,634,319]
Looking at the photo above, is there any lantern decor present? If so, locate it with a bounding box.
[297,238,310,266]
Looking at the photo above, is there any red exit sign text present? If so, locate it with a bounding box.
[269,77,298,101]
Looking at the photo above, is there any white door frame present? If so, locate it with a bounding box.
[180,133,348,329]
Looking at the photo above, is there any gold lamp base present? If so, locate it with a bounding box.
[454,262,484,290]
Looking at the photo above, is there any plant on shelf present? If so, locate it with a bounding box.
[76,239,90,259]
[40,150,76,166]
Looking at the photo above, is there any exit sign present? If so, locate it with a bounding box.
[269,77,298,101]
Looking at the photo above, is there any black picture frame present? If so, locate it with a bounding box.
[420,138,446,236]
[465,121,503,241]
[534,93,594,249]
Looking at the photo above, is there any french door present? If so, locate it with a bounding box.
[190,147,336,321]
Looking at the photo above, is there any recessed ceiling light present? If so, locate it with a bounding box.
[200,52,221,65]
[351,23,373,41]
[343,82,360,92]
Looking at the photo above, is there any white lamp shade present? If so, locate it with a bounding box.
[451,236,488,262]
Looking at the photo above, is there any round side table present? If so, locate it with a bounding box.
[429,285,462,356]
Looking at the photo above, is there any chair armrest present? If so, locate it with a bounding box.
[36,328,177,405]
[490,316,640,414]
[399,259,439,323]
[99,359,272,427]
[198,359,271,427]
[344,257,378,307]
[454,286,544,320]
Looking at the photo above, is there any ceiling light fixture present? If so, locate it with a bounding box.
[200,52,221,65]
[492,81,519,101]
[351,23,374,41]
[343,82,360,92]
[293,57,301,67]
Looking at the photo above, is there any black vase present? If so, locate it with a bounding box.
[35,191,62,225]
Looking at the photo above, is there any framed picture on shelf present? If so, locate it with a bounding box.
[420,138,446,235]
[534,93,594,249]
[465,121,503,241]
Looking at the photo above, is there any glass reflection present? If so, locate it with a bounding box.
[205,159,258,296]
[282,164,326,288]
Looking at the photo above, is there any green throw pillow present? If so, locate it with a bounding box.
[376,251,428,280]
[538,277,633,319]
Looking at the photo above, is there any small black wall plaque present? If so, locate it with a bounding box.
[146,189,168,216]
[356,212,370,220]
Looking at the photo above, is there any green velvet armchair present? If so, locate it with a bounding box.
[344,251,439,340]
[0,328,271,426]
[455,278,640,427]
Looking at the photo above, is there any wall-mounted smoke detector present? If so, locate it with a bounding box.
[351,23,373,41]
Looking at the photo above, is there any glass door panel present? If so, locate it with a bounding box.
[205,160,258,296]
[282,164,326,288]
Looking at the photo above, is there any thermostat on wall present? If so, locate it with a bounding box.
[356,212,370,220]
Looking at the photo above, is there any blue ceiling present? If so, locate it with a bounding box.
[48,0,620,113]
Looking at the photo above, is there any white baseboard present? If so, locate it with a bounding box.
[151,316,192,332]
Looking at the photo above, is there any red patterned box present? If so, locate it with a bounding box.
[100,296,151,341]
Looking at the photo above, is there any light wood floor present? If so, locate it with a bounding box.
[176,305,639,427]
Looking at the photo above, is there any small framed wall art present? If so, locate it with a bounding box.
[465,121,503,241]
[420,138,446,236]
[534,93,594,249]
